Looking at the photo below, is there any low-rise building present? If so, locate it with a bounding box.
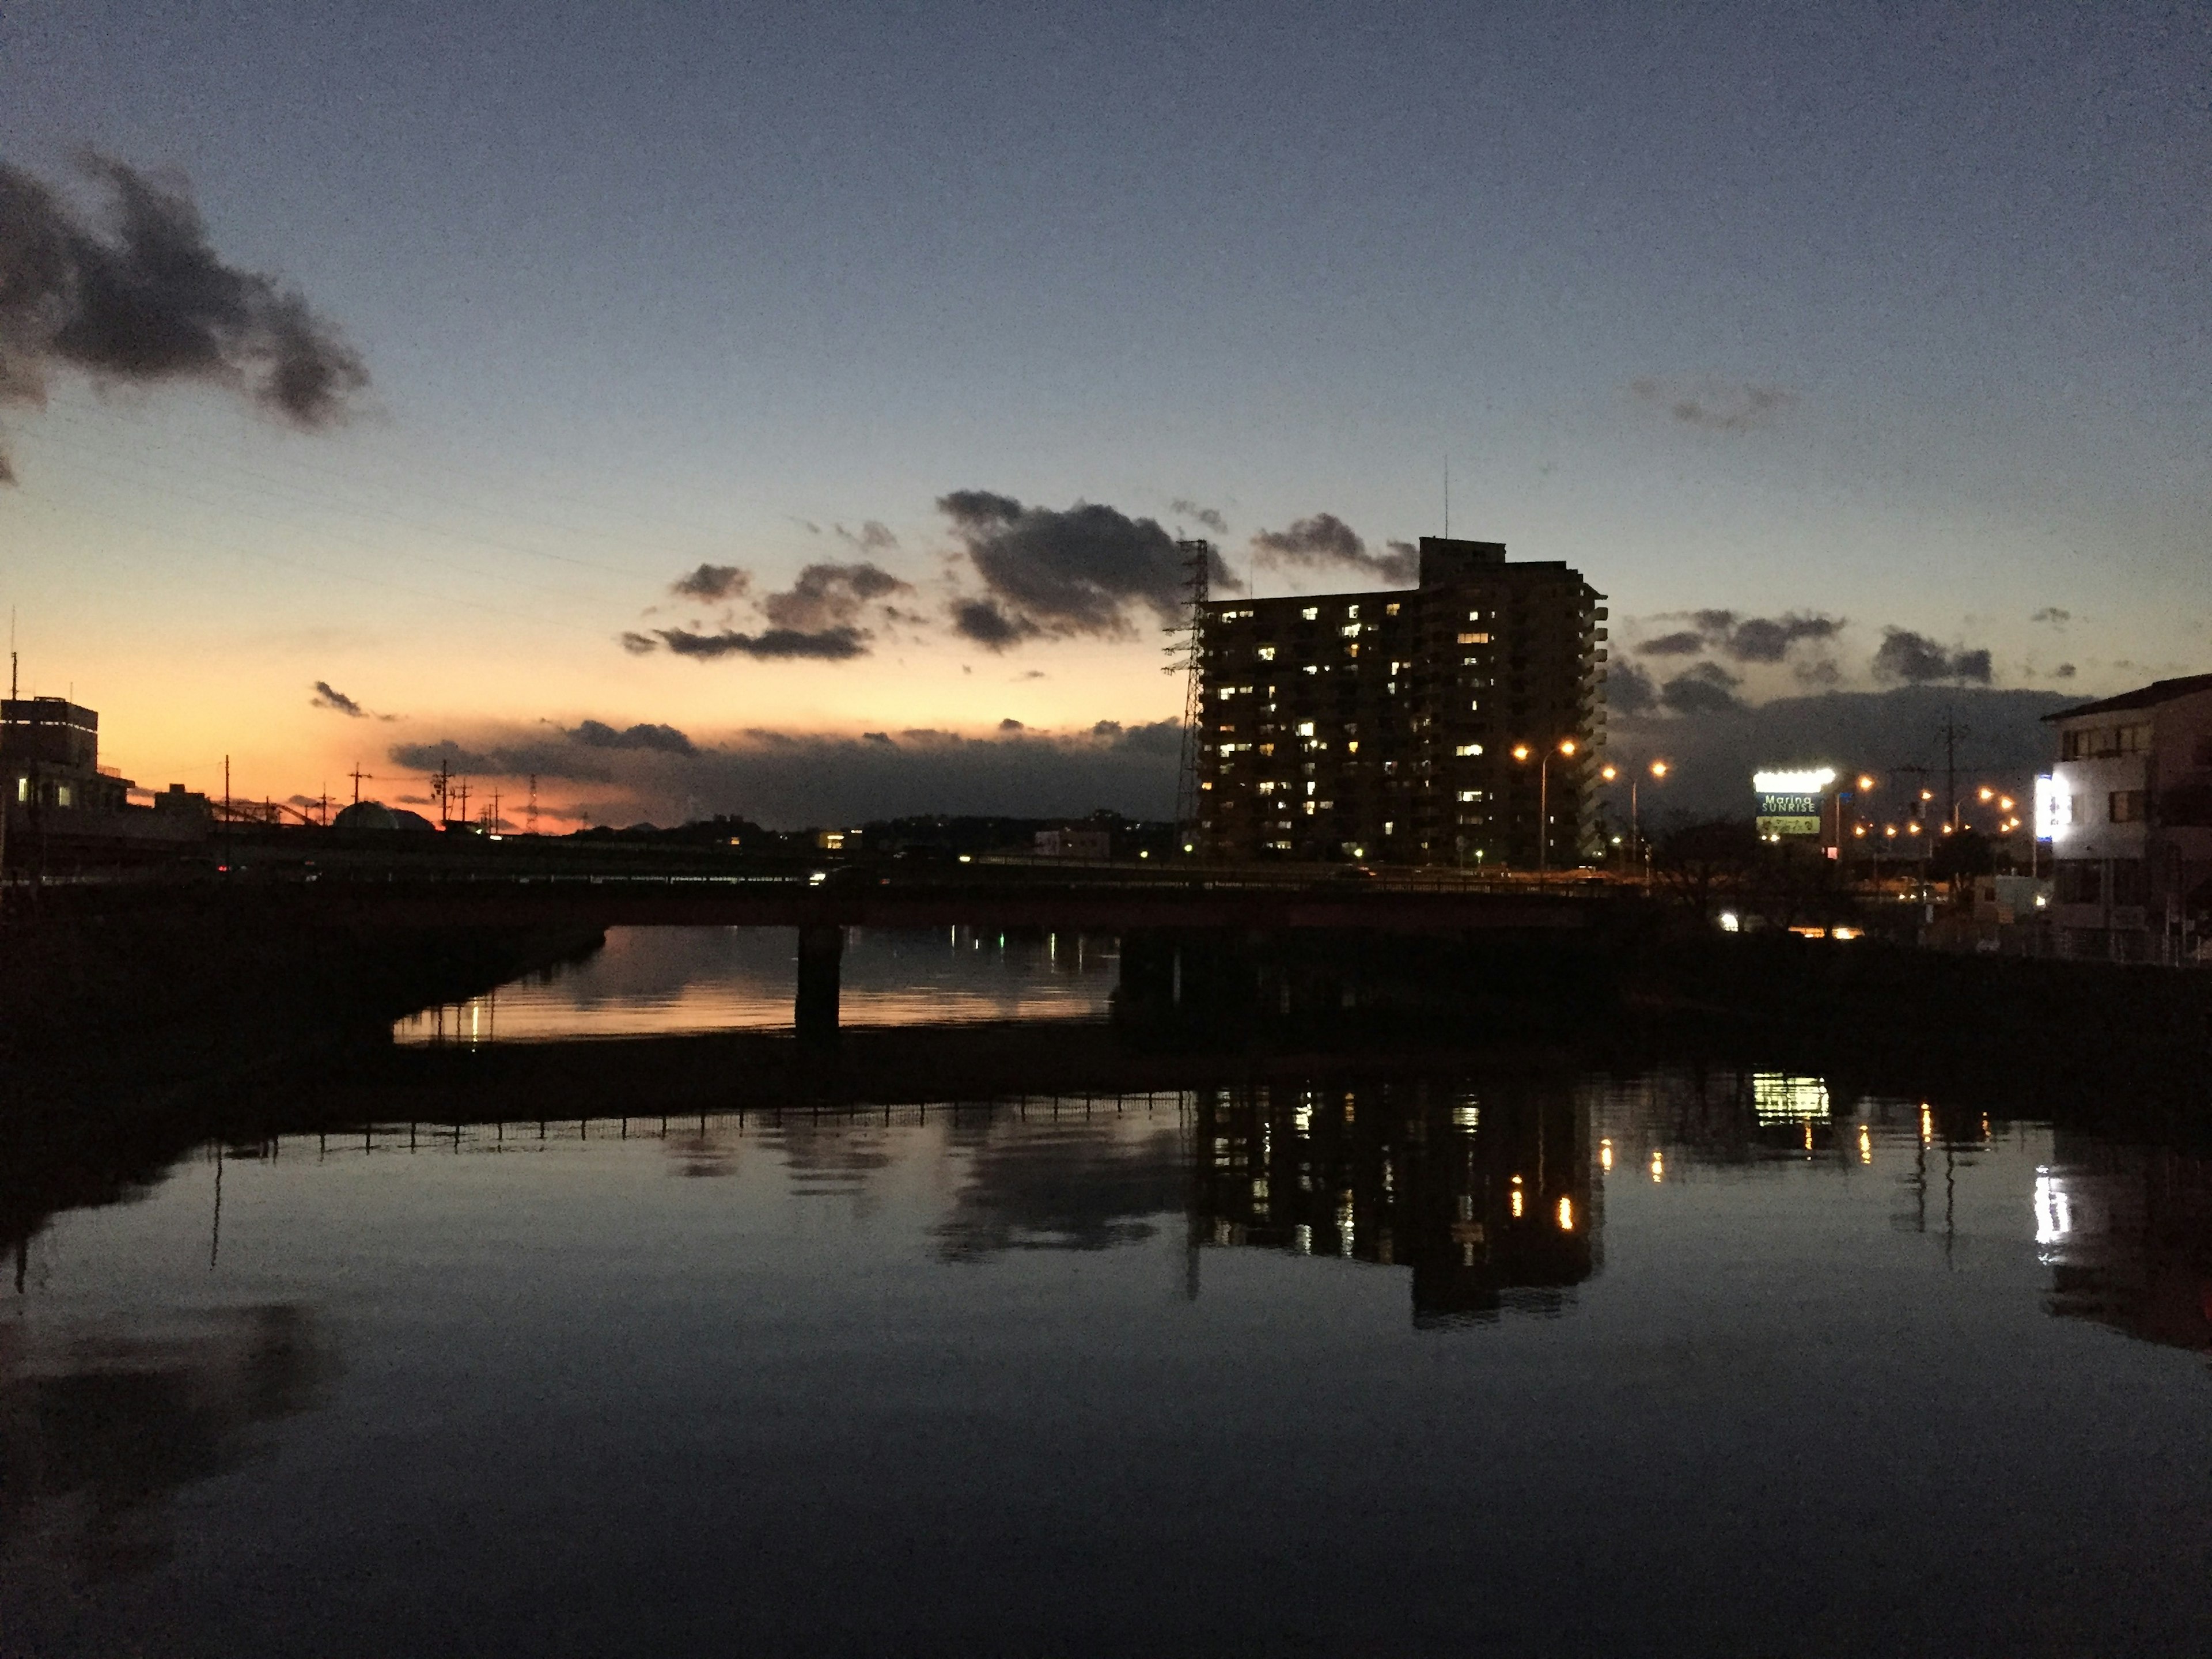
[2039,673,2212,963]
[2,696,209,870]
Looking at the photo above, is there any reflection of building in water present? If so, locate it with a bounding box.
[0,1304,330,1581]
[2037,1132,2212,1356]
[1191,1077,1597,1327]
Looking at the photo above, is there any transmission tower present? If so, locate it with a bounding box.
[1164,539,1214,853]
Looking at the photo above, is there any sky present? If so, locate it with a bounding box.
[2,1,2207,826]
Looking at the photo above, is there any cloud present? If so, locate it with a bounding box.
[0,155,368,480]
[1872,627,1993,685]
[1170,498,1229,535]
[388,716,1189,826]
[1248,513,1417,584]
[1637,609,1842,662]
[834,521,898,554]
[2054,662,2077,679]
[998,718,1025,732]
[950,597,1036,649]
[1604,685,2078,819]
[670,563,751,601]
[618,631,658,655]
[567,719,695,756]
[1608,660,1658,715]
[1660,661,1744,715]
[937,489,1236,644]
[759,560,911,631]
[653,625,867,661]
[309,680,366,718]
[2031,607,2071,626]
[1628,378,1797,433]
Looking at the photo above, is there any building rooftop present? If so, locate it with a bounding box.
[2040,672,2212,724]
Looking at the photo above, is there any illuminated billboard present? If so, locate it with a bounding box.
[2033,774,2066,842]
[1753,767,1834,839]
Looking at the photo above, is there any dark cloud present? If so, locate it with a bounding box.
[1636,609,1843,663]
[618,631,658,655]
[760,561,911,631]
[1608,660,1658,715]
[393,717,1187,825]
[834,521,898,554]
[1170,498,1229,535]
[1248,513,1417,585]
[0,156,367,480]
[670,564,751,601]
[1873,628,1993,685]
[1660,661,1744,715]
[2031,607,2071,626]
[2054,662,2078,679]
[389,740,502,774]
[951,597,1036,649]
[1724,612,1843,663]
[937,490,1235,643]
[309,680,366,718]
[653,625,867,661]
[1628,378,1797,433]
[567,719,695,756]
[1605,685,2077,821]
[998,718,1025,732]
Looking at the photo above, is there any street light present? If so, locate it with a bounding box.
[1597,757,1671,888]
[1512,737,1578,874]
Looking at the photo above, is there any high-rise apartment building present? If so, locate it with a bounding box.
[1195,537,1607,866]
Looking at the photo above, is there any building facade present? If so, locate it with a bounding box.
[1195,537,1607,866]
[2040,673,2212,963]
[2,697,208,872]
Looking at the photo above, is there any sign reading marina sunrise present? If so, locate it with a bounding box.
[1753,768,1836,839]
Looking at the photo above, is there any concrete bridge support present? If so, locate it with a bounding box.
[796,924,844,1046]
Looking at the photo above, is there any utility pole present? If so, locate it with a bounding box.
[1941,708,1969,829]
[454,778,471,828]
[350,762,370,807]
[527,774,539,836]
[1164,540,1214,855]
[431,759,451,825]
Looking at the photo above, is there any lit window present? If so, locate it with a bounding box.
[1385,603,1400,616]
[1301,606,1319,620]
[1257,645,1275,661]
[1296,721,1315,736]
[1456,743,1483,756]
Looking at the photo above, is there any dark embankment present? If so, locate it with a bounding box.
[0,886,603,1101]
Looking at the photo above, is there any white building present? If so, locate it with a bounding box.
[2039,673,2212,963]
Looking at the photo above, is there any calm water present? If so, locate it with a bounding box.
[394,926,1118,1041]
[7,930,2210,1655]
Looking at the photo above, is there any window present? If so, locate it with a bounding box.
[2054,860,2100,904]
[1457,632,1489,645]
[2111,858,2149,906]
[2116,723,2150,753]
[2067,794,2083,826]
[1296,721,1315,736]
[2109,789,2147,823]
[1257,646,1276,662]
[1385,603,1400,617]
[1456,743,1483,756]
[1346,604,1359,620]
[1301,606,1320,621]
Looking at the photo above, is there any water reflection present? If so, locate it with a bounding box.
[0,1305,329,1580]
[2039,1132,2212,1355]
[7,1052,2212,1654]
[393,925,1118,1043]
[1191,1077,1596,1327]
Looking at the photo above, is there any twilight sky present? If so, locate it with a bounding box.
[2,1,2207,825]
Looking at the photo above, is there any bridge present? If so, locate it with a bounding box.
[20,854,1636,1044]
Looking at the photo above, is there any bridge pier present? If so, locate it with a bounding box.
[796,924,844,1045]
